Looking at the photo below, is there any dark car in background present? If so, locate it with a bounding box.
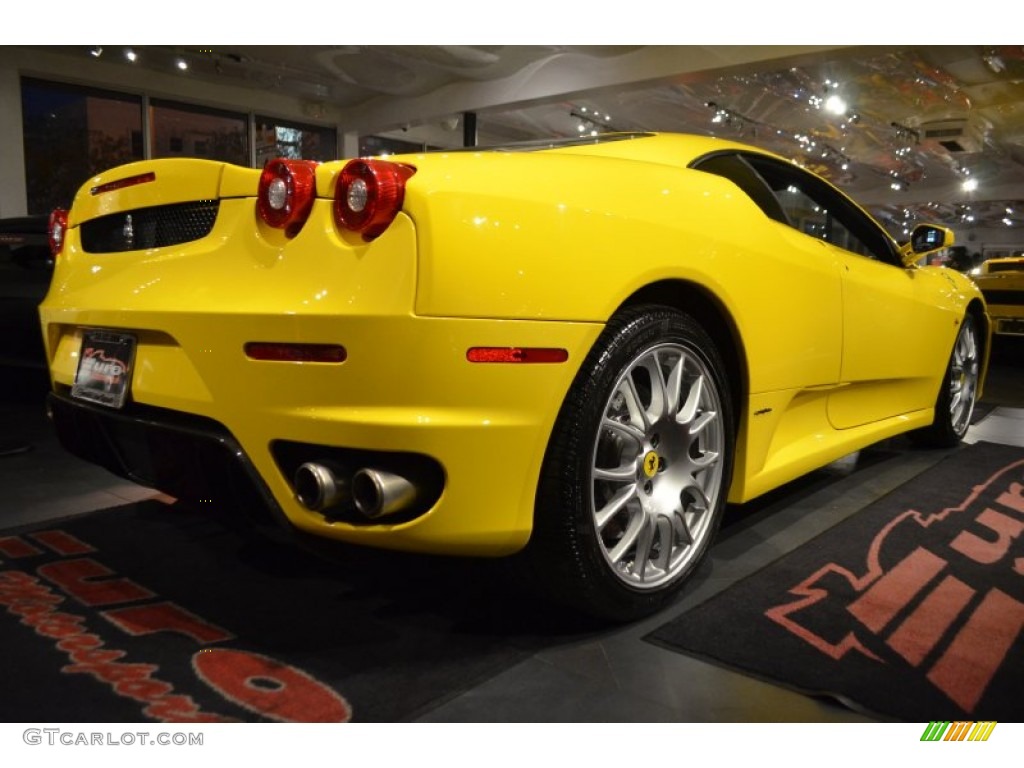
[0,214,52,371]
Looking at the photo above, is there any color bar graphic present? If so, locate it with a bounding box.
[920,722,997,741]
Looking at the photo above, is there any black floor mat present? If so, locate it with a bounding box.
[647,441,1024,721]
[0,501,590,722]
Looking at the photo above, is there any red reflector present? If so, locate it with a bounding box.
[91,172,156,196]
[245,343,347,363]
[467,347,569,364]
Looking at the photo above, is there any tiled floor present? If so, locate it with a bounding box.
[1,350,1021,722]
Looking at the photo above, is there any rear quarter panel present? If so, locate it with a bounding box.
[400,148,840,397]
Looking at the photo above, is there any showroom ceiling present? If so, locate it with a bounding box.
[59,45,1024,234]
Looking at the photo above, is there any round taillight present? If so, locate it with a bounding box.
[48,208,69,258]
[257,158,317,236]
[333,160,415,241]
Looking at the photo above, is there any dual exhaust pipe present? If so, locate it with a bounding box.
[294,462,419,519]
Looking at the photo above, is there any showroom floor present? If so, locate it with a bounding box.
[1,350,1021,723]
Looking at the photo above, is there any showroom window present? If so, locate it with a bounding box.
[21,78,144,214]
[20,79,339,213]
[255,117,337,166]
[149,98,248,165]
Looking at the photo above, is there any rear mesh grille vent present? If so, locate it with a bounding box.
[80,200,219,253]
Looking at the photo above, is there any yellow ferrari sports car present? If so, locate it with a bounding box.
[40,132,988,620]
[971,254,1024,337]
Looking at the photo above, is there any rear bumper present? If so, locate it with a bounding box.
[48,391,284,529]
[43,314,602,556]
[989,305,1024,336]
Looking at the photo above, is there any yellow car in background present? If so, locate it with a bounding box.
[972,255,1024,337]
[40,133,988,620]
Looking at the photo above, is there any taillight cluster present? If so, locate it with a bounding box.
[257,157,415,242]
[257,159,316,238]
[334,160,415,241]
[48,208,68,258]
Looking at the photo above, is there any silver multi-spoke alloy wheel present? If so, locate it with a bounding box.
[528,306,733,621]
[947,316,980,438]
[913,311,983,448]
[591,342,725,590]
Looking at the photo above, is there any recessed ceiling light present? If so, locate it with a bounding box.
[824,95,847,115]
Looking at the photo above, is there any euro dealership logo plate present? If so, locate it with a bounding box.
[71,330,137,409]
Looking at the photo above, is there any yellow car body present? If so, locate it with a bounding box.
[39,133,989,620]
[972,255,1024,336]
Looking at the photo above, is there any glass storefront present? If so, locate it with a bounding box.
[20,78,339,214]
[21,78,143,213]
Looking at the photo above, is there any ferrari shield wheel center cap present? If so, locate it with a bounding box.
[642,450,660,478]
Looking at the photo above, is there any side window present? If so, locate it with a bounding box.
[744,154,899,264]
[692,150,899,264]
[775,184,830,239]
[774,182,875,256]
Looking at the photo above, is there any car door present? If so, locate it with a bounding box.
[830,248,957,427]
[691,152,843,392]
[741,154,953,428]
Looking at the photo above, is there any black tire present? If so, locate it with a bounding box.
[525,305,735,622]
[911,313,982,448]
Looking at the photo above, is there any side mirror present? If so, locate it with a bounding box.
[899,224,954,267]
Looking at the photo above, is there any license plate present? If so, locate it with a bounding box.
[71,330,137,408]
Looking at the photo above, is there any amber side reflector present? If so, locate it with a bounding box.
[467,347,568,363]
[245,342,347,363]
[90,172,157,196]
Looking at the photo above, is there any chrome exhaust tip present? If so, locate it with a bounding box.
[352,468,418,519]
[294,462,347,511]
